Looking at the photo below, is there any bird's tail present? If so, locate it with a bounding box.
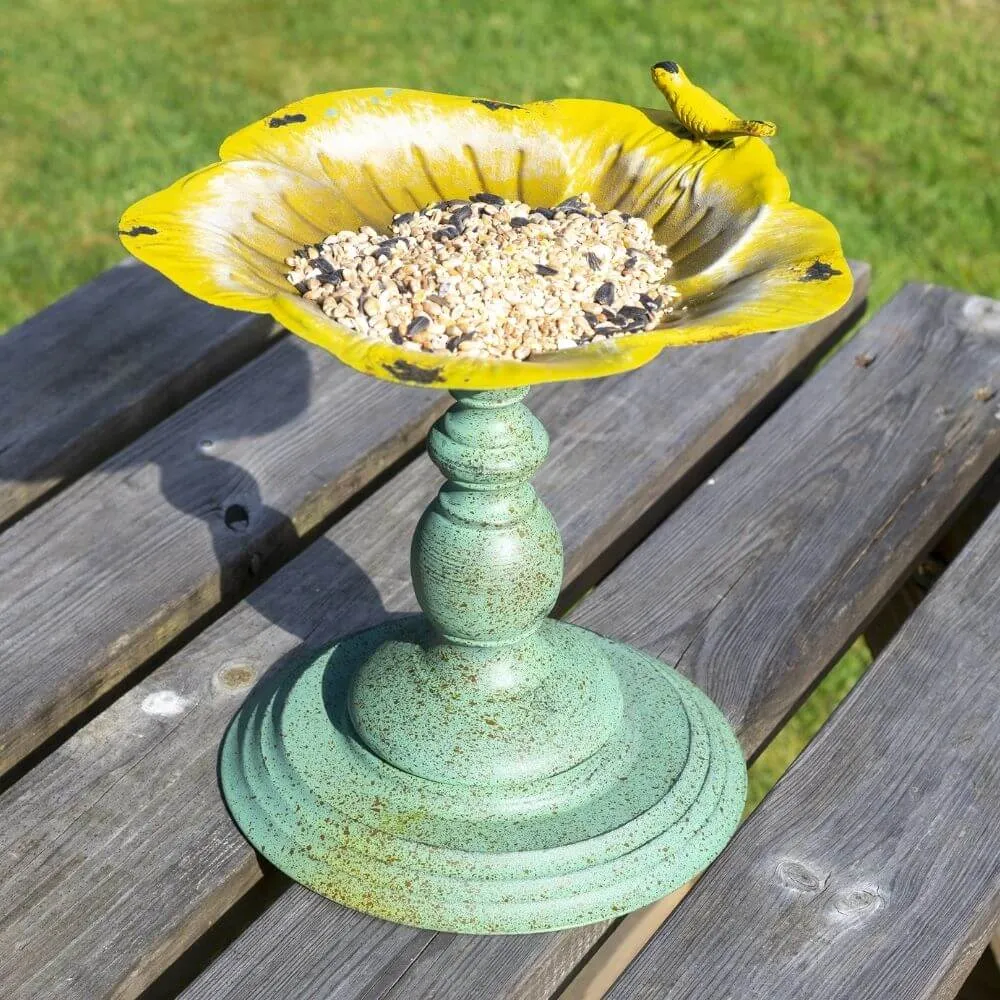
[740,119,777,138]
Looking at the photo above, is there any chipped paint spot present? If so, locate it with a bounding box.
[471,99,523,112]
[383,88,399,97]
[119,225,158,237]
[383,360,445,384]
[325,107,341,118]
[800,260,842,282]
[141,690,188,716]
[268,113,307,128]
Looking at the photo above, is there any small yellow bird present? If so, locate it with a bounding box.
[650,61,776,141]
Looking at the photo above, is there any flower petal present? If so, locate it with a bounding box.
[219,89,571,220]
[118,159,356,311]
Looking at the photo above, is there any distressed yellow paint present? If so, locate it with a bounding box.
[119,85,851,389]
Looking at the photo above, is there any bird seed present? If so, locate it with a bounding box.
[284,192,680,361]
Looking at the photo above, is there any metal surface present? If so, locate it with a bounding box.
[220,388,747,932]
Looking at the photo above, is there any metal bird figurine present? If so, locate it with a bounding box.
[650,61,777,141]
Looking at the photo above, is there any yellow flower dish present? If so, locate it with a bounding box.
[119,86,851,389]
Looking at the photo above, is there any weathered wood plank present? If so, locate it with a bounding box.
[608,503,1000,1000]
[211,279,1000,1000]
[0,336,444,774]
[0,265,868,1000]
[0,261,280,530]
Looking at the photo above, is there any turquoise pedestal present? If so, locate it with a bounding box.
[220,387,746,933]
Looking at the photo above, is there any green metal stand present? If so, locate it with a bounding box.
[220,388,746,933]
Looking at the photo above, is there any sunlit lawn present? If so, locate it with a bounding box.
[2,0,996,799]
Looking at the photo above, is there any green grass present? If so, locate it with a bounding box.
[2,0,993,801]
[2,0,997,330]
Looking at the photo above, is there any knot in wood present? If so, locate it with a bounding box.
[773,858,827,894]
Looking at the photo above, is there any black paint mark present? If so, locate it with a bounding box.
[119,225,158,237]
[268,113,307,128]
[472,99,523,112]
[653,60,680,74]
[801,260,843,282]
[383,360,445,384]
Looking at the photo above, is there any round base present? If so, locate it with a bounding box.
[220,616,746,933]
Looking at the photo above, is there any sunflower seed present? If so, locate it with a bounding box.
[594,282,615,306]
[616,305,647,325]
[449,205,473,228]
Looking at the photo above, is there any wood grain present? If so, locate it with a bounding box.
[0,261,279,530]
[0,265,868,1000]
[293,280,1000,1000]
[0,336,444,774]
[607,502,1000,1000]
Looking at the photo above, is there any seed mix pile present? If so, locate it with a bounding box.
[284,192,680,360]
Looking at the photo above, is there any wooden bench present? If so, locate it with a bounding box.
[1,260,999,999]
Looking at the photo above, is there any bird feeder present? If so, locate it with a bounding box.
[119,70,850,933]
